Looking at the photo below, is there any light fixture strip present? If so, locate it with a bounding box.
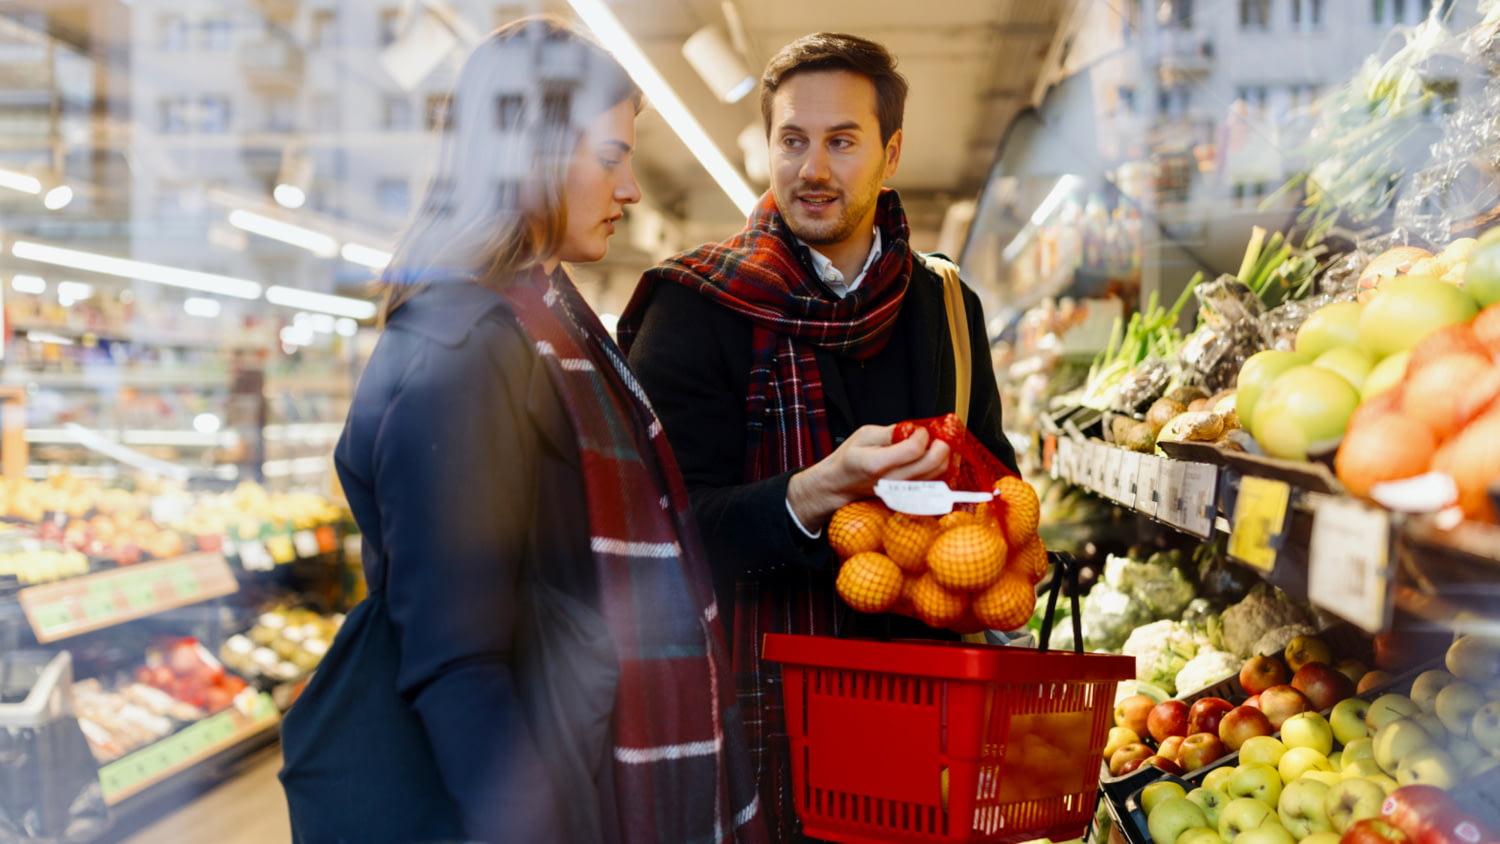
[0,169,41,195]
[564,0,759,216]
[228,209,340,257]
[11,240,263,299]
[341,242,393,269]
[265,284,378,320]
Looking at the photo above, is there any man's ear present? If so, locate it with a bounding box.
[884,128,903,180]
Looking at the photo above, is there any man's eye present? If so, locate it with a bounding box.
[782,137,806,150]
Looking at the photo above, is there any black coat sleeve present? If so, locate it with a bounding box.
[370,322,568,842]
[626,282,832,601]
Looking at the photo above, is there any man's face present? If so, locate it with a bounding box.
[768,69,901,252]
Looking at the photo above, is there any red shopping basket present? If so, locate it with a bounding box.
[764,629,1132,844]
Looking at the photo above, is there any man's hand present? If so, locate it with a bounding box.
[786,424,951,533]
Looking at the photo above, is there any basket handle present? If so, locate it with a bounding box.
[1037,551,1084,655]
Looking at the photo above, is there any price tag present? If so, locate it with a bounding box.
[1120,451,1142,509]
[1309,498,1393,633]
[123,574,158,610]
[1229,476,1291,572]
[239,542,275,572]
[1180,463,1218,538]
[1136,454,1161,517]
[267,534,297,565]
[1102,447,1123,501]
[1089,442,1106,493]
[30,602,74,633]
[169,565,201,600]
[1053,437,1071,481]
[81,594,116,620]
[1159,459,1188,526]
[293,530,320,558]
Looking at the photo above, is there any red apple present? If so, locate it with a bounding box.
[1218,704,1274,751]
[1178,732,1227,771]
[1345,818,1413,844]
[1116,693,1156,735]
[1244,694,1261,709]
[1359,670,1397,694]
[1144,755,1185,775]
[1292,661,1356,711]
[1381,785,1495,844]
[1157,735,1186,762]
[1259,684,1312,728]
[1240,653,1290,695]
[1117,757,1148,776]
[1109,742,1154,776]
[1187,697,1235,736]
[1148,699,1191,743]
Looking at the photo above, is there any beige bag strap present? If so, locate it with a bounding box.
[921,253,971,424]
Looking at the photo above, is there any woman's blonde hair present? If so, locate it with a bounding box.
[380,16,641,317]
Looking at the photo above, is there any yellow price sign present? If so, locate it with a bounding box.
[1229,476,1291,572]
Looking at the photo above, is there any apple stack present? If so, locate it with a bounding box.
[1135,634,1500,844]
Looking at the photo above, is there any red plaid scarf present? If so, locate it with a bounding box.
[618,191,916,843]
[502,267,766,844]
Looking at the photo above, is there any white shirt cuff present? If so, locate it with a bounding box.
[786,498,823,540]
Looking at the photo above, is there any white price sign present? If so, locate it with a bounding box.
[1136,454,1161,517]
[1058,438,1077,483]
[1180,463,1219,538]
[1104,447,1126,502]
[1120,451,1143,509]
[1309,498,1393,633]
[1159,459,1188,527]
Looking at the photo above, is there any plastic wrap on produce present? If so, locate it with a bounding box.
[1112,357,1175,412]
[1261,293,1340,350]
[1179,275,1267,391]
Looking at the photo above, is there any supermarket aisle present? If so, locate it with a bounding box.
[114,747,291,844]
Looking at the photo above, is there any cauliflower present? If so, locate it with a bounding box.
[1081,580,1152,653]
[1122,620,1207,695]
[1112,551,1197,619]
[1252,623,1319,659]
[1220,586,1312,658]
[1175,649,1242,697]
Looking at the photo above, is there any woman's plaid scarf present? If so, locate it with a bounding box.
[503,267,766,844]
[619,190,916,843]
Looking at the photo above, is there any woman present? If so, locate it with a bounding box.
[280,17,766,844]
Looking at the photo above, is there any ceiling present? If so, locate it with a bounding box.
[0,0,1075,311]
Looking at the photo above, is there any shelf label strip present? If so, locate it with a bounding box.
[1309,497,1393,634]
[18,553,238,643]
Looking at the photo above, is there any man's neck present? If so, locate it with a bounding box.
[819,228,877,283]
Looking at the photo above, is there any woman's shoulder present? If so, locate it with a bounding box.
[387,280,521,348]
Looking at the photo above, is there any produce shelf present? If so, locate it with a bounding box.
[16,552,239,643]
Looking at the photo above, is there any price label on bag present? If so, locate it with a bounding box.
[1136,454,1161,517]
[1229,476,1291,572]
[1180,463,1218,538]
[1309,497,1393,633]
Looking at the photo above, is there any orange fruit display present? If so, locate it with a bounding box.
[1007,535,1048,585]
[835,552,904,613]
[994,476,1040,543]
[883,512,940,572]
[926,523,1006,592]
[908,572,968,628]
[829,499,891,559]
[972,571,1036,631]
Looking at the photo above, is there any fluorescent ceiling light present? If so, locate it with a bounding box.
[565,0,758,215]
[11,240,262,299]
[57,280,92,306]
[0,168,41,195]
[273,184,307,209]
[1029,174,1084,226]
[341,242,391,268]
[25,331,73,345]
[183,296,222,318]
[228,209,339,257]
[42,185,73,210]
[10,274,45,294]
[335,317,358,336]
[682,25,755,104]
[266,284,378,320]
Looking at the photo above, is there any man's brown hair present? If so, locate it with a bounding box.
[760,32,908,145]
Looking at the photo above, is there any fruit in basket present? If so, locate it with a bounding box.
[1367,695,1420,730]
[1327,778,1387,833]
[1188,787,1231,829]
[829,500,891,559]
[1149,796,1208,844]
[1251,366,1362,461]
[1445,635,1500,685]
[1220,795,1279,839]
[1332,699,1373,745]
[1007,534,1048,584]
[1313,347,1376,393]
[926,523,1005,591]
[908,573,967,627]
[1261,685,1313,729]
[1150,699,1192,743]
[1471,702,1500,755]
[1283,711,1335,755]
[1395,747,1460,789]
[1280,746,1335,782]
[1181,732,1228,771]
[1279,777,1335,838]
[1159,734,1187,762]
[1294,663,1357,711]
[1374,719,1435,774]
[1221,705,1276,751]
[1227,763,1283,807]
[1143,780,1190,815]
[1297,302,1366,359]
[835,552,903,613]
[970,570,1033,630]
[882,512,940,572]
[1238,350,1311,428]
[1380,784,1495,844]
[1434,682,1483,736]
[1190,698,1236,736]
[1345,817,1414,844]
[1286,636,1333,673]
[1176,826,1225,844]
[1402,353,1495,441]
[994,476,1040,540]
[1335,413,1438,499]
[1105,726,1141,759]
[1243,655,1292,696]
[1109,742,1154,776]
[1241,736,1287,769]
[1359,276,1481,358]
[1118,693,1157,735]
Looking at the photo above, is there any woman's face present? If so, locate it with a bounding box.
[555,98,641,266]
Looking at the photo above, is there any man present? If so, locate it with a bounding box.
[618,32,1018,842]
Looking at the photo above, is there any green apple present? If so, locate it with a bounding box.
[1367,774,1399,795]
[1340,738,1375,770]
[1342,759,1384,779]
[1300,770,1346,788]
[1187,787,1231,829]
[1279,747,1333,783]
[1312,346,1375,392]
[1302,833,1343,844]
[1219,796,1278,840]
[1323,777,1385,832]
[1373,718,1434,774]
[1413,711,1448,743]
[1297,302,1364,359]
[1446,635,1500,685]
[1366,694,1419,731]
[1142,780,1189,815]
[1446,739,1482,770]
[1282,712,1334,756]
[1227,763,1283,808]
[1178,827,1226,844]
[1396,746,1460,789]
[1239,736,1286,769]
[1331,699,1372,746]
[1203,766,1238,793]
[1277,778,1333,838]
[1362,351,1410,400]
[1250,366,1361,460]
[1410,669,1456,712]
[1328,751,1343,770]
[1474,701,1500,755]
[1232,821,1296,844]
[1436,682,1484,737]
[1150,796,1208,844]
[1237,350,1309,430]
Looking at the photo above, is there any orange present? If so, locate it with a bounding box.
[890,572,920,618]
[972,571,1036,631]
[927,523,1006,592]
[1335,412,1437,498]
[909,573,968,627]
[937,509,982,532]
[1008,535,1049,585]
[835,552,904,613]
[828,499,891,559]
[883,512,940,572]
[994,476,1040,543]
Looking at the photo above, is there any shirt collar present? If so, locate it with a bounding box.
[797,227,883,299]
